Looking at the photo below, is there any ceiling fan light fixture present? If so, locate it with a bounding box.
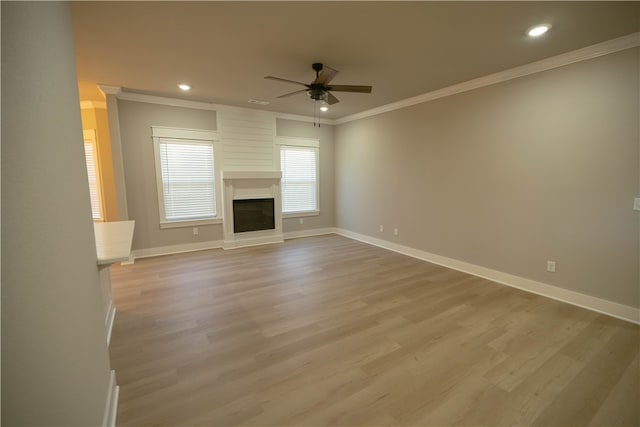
[178,83,191,91]
[527,24,551,37]
[319,103,329,112]
[307,87,328,102]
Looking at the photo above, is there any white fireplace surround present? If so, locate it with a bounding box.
[221,171,284,249]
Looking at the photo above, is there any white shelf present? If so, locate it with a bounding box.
[221,171,282,180]
[94,220,135,265]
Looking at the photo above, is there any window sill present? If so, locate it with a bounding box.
[160,218,222,229]
[282,210,320,219]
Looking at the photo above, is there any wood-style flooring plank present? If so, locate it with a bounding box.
[109,234,639,426]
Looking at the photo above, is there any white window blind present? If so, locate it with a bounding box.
[83,139,102,220]
[158,139,216,222]
[280,146,318,213]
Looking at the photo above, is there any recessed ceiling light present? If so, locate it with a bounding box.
[527,24,551,37]
[248,99,270,105]
[178,84,191,91]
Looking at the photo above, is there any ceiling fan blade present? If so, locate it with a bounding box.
[327,85,372,93]
[314,66,338,85]
[277,89,308,98]
[265,76,309,87]
[327,92,340,105]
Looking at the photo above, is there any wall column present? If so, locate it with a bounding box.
[1,2,113,425]
[100,87,130,221]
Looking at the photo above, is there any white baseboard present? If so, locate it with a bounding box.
[105,302,116,346]
[119,256,134,266]
[124,229,638,324]
[335,228,640,325]
[223,235,284,250]
[129,229,334,259]
[131,240,223,260]
[102,370,119,427]
[283,227,336,240]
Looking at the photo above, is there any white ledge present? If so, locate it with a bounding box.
[94,220,135,265]
[222,171,282,180]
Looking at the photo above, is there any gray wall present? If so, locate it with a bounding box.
[335,48,640,308]
[118,101,222,250]
[277,119,335,233]
[117,101,336,251]
[1,2,112,425]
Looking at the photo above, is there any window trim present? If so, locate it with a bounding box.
[275,136,320,217]
[83,129,104,221]
[151,126,221,229]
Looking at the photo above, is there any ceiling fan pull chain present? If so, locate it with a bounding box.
[314,101,318,127]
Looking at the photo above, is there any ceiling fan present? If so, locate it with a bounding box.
[265,63,372,106]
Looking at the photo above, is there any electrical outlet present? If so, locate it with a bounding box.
[379,225,384,232]
[192,227,198,236]
[394,228,399,236]
[299,218,304,224]
[546,260,556,273]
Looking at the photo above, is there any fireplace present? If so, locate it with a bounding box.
[233,198,275,233]
[221,171,283,249]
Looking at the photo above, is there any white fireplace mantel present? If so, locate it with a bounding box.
[221,171,284,249]
[222,171,282,181]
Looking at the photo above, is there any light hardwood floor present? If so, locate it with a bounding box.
[110,234,639,426]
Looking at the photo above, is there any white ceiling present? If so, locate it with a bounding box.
[71,1,640,120]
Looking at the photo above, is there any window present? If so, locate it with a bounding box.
[83,129,103,220]
[152,127,220,228]
[277,137,319,215]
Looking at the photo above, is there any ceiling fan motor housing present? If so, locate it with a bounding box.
[307,84,327,101]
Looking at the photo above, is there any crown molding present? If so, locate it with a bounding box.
[98,85,122,96]
[113,90,335,125]
[117,91,218,110]
[97,32,639,127]
[335,32,640,125]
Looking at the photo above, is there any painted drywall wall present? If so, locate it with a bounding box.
[81,106,119,221]
[1,2,113,425]
[117,100,221,250]
[276,119,335,233]
[335,47,640,308]
[117,101,337,252]
[106,93,130,220]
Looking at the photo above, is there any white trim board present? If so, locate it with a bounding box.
[275,136,320,148]
[113,90,333,125]
[223,235,284,250]
[105,302,116,347]
[334,228,640,325]
[124,230,639,324]
[151,126,219,141]
[92,33,638,126]
[98,85,121,96]
[335,32,640,124]
[283,227,336,240]
[102,370,119,427]
[131,240,223,260]
[129,230,334,260]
